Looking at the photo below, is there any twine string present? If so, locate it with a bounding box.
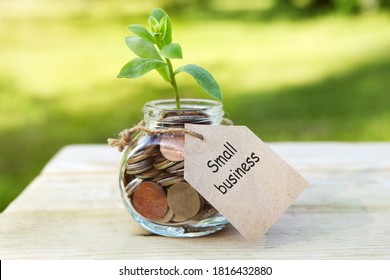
[108,118,233,152]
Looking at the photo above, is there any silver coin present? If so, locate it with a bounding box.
[126,164,153,175]
[126,157,153,171]
[125,178,143,196]
[157,176,185,187]
[127,151,152,164]
[165,161,184,173]
[135,168,162,179]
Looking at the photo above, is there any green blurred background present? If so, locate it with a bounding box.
[1,0,389,212]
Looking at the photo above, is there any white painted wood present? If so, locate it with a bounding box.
[1,143,389,259]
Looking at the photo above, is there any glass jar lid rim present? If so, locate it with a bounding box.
[143,98,223,113]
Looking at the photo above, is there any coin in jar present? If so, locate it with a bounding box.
[167,182,201,220]
[132,181,168,220]
[156,208,174,224]
[159,133,185,162]
[135,168,161,180]
[125,178,143,196]
[126,158,154,175]
[165,161,184,173]
[158,175,185,187]
[126,150,151,164]
[153,159,176,170]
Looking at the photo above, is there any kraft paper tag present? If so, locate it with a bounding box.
[184,124,309,243]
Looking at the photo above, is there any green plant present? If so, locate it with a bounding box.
[117,8,222,109]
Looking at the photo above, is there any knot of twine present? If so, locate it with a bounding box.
[108,118,233,152]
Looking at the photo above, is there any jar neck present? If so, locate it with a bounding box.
[142,99,224,128]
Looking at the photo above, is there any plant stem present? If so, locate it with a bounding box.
[156,40,180,109]
[165,58,180,109]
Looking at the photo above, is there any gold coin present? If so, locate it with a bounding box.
[159,133,185,162]
[171,214,189,222]
[190,207,218,221]
[156,208,174,223]
[132,181,168,221]
[167,182,201,220]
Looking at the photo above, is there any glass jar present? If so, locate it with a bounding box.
[119,98,229,237]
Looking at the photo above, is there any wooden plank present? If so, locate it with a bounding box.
[0,143,389,259]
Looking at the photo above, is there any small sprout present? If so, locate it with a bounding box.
[118,8,222,109]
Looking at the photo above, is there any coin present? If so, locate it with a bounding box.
[143,143,159,156]
[126,164,153,175]
[171,214,189,222]
[169,170,184,177]
[127,151,151,164]
[125,178,143,196]
[156,208,174,223]
[126,157,154,175]
[165,161,184,173]
[153,159,176,170]
[150,172,172,183]
[191,207,218,221]
[153,153,167,163]
[135,168,161,179]
[132,181,168,220]
[123,173,135,186]
[162,115,207,124]
[158,176,185,187]
[160,112,211,126]
[160,133,185,162]
[167,182,201,220]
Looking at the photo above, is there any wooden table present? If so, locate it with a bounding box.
[1,143,389,259]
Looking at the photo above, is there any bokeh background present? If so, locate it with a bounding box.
[1,0,389,212]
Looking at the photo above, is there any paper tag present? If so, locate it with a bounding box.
[184,124,309,243]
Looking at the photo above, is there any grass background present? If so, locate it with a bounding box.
[1,0,389,212]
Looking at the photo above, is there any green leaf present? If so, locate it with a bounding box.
[150,8,172,46]
[118,58,167,79]
[160,43,182,59]
[150,8,168,22]
[159,16,168,41]
[148,16,159,33]
[127,24,155,43]
[125,36,160,59]
[175,64,223,101]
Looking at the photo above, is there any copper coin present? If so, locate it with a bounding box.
[132,181,168,220]
[153,153,167,163]
[167,182,201,220]
[159,133,185,162]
